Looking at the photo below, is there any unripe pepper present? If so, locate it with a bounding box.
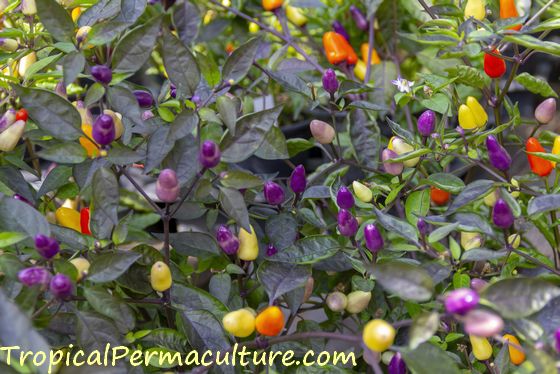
[486,135,511,171]
[464,309,504,337]
[346,290,371,313]
[503,334,525,365]
[500,0,522,31]
[0,120,25,152]
[248,22,260,34]
[289,164,306,194]
[470,335,493,361]
[55,207,82,232]
[80,207,91,235]
[323,32,357,65]
[255,306,285,336]
[507,233,521,248]
[353,60,367,81]
[464,0,486,20]
[360,43,380,65]
[326,291,347,312]
[91,65,112,84]
[216,225,240,255]
[156,169,179,203]
[322,69,339,95]
[199,140,221,168]
[382,148,403,175]
[309,119,335,144]
[76,26,92,46]
[388,352,406,374]
[444,288,479,315]
[50,274,73,299]
[352,181,372,202]
[18,52,36,77]
[461,231,482,250]
[526,137,552,177]
[364,223,383,253]
[92,114,115,146]
[483,189,499,207]
[492,198,514,229]
[336,186,354,209]
[331,21,350,41]
[484,50,506,79]
[150,261,172,292]
[417,110,436,137]
[389,137,419,167]
[238,225,259,261]
[223,308,256,337]
[534,98,556,124]
[70,257,90,281]
[262,0,282,11]
[18,266,51,287]
[21,0,37,15]
[286,6,307,26]
[337,209,358,237]
[263,181,285,205]
[431,187,450,206]
[133,90,154,108]
[362,319,396,352]
[71,7,82,22]
[349,5,368,31]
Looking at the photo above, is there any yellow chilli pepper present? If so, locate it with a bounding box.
[551,136,560,167]
[55,207,82,232]
[286,6,307,27]
[470,335,493,361]
[464,0,486,21]
[388,136,419,167]
[71,7,82,22]
[503,334,525,365]
[360,43,380,65]
[79,124,99,158]
[352,181,373,203]
[354,60,367,82]
[150,261,172,292]
[18,52,36,77]
[248,22,260,34]
[466,96,488,127]
[458,97,487,130]
[238,225,259,261]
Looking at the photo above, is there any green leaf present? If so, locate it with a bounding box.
[84,287,135,331]
[218,186,251,232]
[349,109,380,171]
[84,82,106,107]
[0,194,50,237]
[409,312,439,349]
[162,29,200,98]
[347,100,387,111]
[461,248,507,262]
[0,232,26,247]
[453,272,470,289]
[529,17,560,33]
[268,235,340,264]
[220,106,283,163]
[428,222,459,243]
[222,37,261,84]
[401,342,461,374]
[167,231,222,259]
[405,189,430,225]
[374,208,418,244]
[14,86,81,140]
[112,16,162,73]
[178,310,230,352]
[220,170,263,189]
[446,65,490,89]
[106,143,143,165]
[446,179,494,214]
[257,261,311,302]
[209,273,231,305]
[386,117,415,144]
[424,173,465,194]
[265,213,298,250]
[514,72,558,98]
[36,0,76,42]
[287,138,314,157]
[370,261,434,302]
[269,71,311,97]
[88,250,142,282]
[527,194,560,215]
[36,142,87,164]
[78,0,121,27]
[255,126,289,160]
[481,278,560,318]
[216,95,239,135]
[172,284,228,318]
[91,167,119,239]
[37,165,72,197]
[420,93,451,116]
[62,52,85,87]
[23,53,63,82]
[503,34,560,56]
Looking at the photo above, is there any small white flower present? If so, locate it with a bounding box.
[391,77,414,93]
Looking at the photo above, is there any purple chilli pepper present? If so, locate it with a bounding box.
[417,110,436,137]
[336,186,354,209]
[470,278,488,292]
[555,327,560,353]
[486,135,511,171]
[444,288,479,315]
[332,21,350,41]
[337,209,358,237]
[364,223,384,253]
[49,273,73,299]
[92,114,115,146]
[34,234,60,259]
[18,266,51,287]
[322,68,339,96]
[382,148,403,175]
[199,140,221,168]
[156,168,179,203]
[289,165,307,194]
[133,90,154,108]
[492,198,514,229]
[349,5,368,31]
[91,65,112,84]
[416,217,429,236]
[0,109,16,133]
[264,181,285,206]
[216,225,240,255]
[388,352,406,374]
[266,244,278,256]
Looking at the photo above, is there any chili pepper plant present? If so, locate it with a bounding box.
[1,0,560,372]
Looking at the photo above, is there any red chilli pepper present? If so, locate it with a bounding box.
[526,137,553,177]
[15,109,28,122]
[80,207,92,235]
[483,50,506,79]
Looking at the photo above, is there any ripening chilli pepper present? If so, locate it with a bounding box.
[360,43,380,65]
[255,306,285,336]
[354,60,367,82]
[503,334,525,365]
[150,261,172,292]
[80,207,91,235]
[552,136,560,167]
[286,6,307,26]
[500,0,522,31]
[55,207,82,232]
[345,291,371,314]
[470,335,493,361]
[362,319,395,352]
[486,135,511,171]
[484,49,506,79]
[323,32,357,65]
[535,98,556,124]
[222,308,256,338]
[238,225,259,261]
[216,225,240,255]
[464,0,486,21]
[526,137,553,177]
[431,187,450,206]
[262,0,282,11]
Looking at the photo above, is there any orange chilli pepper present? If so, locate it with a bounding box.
[500,0,522,31]
[360,43,380,65]
[255,306,285,336]
[431,187,450,206]
[526,137,553,177]
[80,207,91,235]
[323,32,357,65]
[484,49,506,79]
[503,334,525,365]
[262,0,283,11]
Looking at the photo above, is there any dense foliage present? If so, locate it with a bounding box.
[1,0,560,373]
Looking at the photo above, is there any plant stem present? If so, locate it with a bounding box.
[120,167,162,215]
[169,169,205,217]
[162,203,175,329]
[544,178,560,269]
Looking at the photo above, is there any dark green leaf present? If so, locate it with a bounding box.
[112,16,162,72]
[425,173,465,193]
[178,310,230,351]
[173,0,200,45]
[268,71,311,97]
[287,138,314,157]
[503,34,560,56]
[409,312,439,349]
[222,37,261,84]
[349,109,380,171]
[446,179,494,214]
[0,166,34,202]
[36,0,76,42]
[370,261,434,301]
[401,342,461,374]
[162,29,200,98]
[115,0,146,23]
[84,82,106,107]
[219,186,251,232]
[91,167,119,239]
[220,170,263,189]
[527,194,560,215]
[88,250,142,282]
[106,143,143,165]
[78,0,121,27]
[62,51,85,86]
[0,194,49,237]
[405,189,430,226]
[172,284,228,318]
[514,72,558,98]
[265,213,298,250]
[167,231,222,259]
[36,142,87,164]
[461,249,507,262]
[386,117,415,144]
[257,261,310,302]
[216,95,239,135]
[446,65,490,89]
[84,287,135,331]
[374,208,418,244]
[107,85,145,132]
[255,126,289,160]
[268,235,340,264]
[37,165,72,197]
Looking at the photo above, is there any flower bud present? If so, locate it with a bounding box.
[416,217,429,236]
[381,148,403,175]
[352,181,372,203]
[444,288,479,315]
[534,98,556,124]
[18,266,50,287]
[0,109,17,133]
[92,114,115,146]
[349,5,368,31]
[309,119,335,144]
[326,291,347,312]
[461,231,482,251]
[142,110,154,121]
[50,273,73,299]
[483,189,499,207]
[156,168,179,203]
[337,209,358,237]
[486,135,511,171]
[509,178,520,198]
[91,65,112,84]
[345,290,371,313]
[507,233,521,249]
[417,109,436,137]
[0,119,25,152]
[331,21,349,41]
[470,278,487,292]
[289,164,306,194]
[263,181,285,206]
[389,137,418,167]
[266,244,278,256]
[133,90,154,108]
[364,223,384,253]
[336,186,354,209]
[34,234,60,259]
[216,225,240,255]
[199,140,221,168]
[21,0,36,15]
[103,109,123,139]
[322,68,339,95]
[170,84,177,98]
[464,309,504,337]
[0,38,18,52]
[388,352,406,374]
[492,199,514,229]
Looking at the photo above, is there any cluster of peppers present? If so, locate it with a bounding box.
[464,0,522,31]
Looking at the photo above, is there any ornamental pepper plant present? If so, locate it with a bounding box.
[1,0,560,373]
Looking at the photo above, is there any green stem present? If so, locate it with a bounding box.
[544,178,560,269]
